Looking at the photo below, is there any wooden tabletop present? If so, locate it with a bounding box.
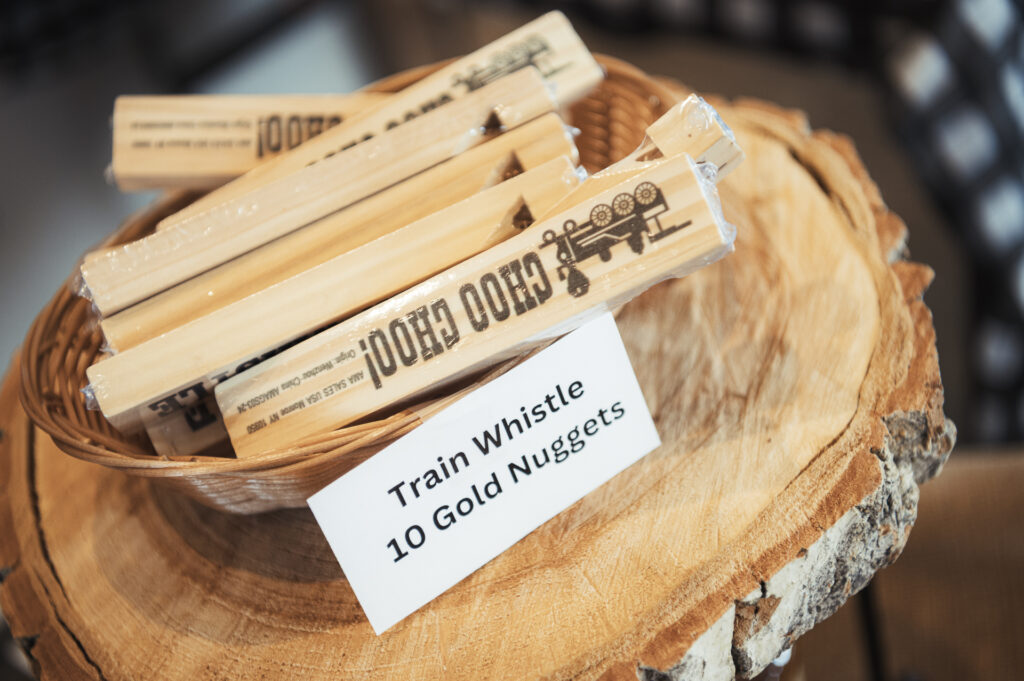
[0,98,954,680]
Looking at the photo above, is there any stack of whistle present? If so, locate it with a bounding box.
[79,11,744,459]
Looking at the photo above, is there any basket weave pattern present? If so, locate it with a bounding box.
[18,56,681,514]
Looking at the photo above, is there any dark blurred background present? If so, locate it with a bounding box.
[0,1,1021,680]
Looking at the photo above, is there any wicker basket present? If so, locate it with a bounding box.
[19,55,683,514]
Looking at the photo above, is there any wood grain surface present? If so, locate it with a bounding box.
[101,112,578,352]
[0,97,953,680]
[82,69,557,321]
[111,93,389,191]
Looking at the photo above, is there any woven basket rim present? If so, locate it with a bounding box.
[18,54,683,483]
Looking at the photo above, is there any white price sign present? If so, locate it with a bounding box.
[308,312,660,633]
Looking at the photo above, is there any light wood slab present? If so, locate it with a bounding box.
[0,97,953,680]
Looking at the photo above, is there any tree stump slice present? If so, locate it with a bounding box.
[0,98,954,681]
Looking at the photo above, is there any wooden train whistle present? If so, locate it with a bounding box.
[215,153,738,458]
[101,113,577,351]
[111,93,388,191]
[155,11,603,231]
[540,181,683,298]
[85,156,583,436]
[81,68,557,316]
[538,94,743,222]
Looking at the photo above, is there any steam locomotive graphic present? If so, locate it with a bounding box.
[453,36,569,92]
[540,181,691,298]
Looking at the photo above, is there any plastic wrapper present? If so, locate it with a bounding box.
[98,335,117,357]
[214,152,738,457]
[150,11,604,235]
[83,156,586,438]
[644,94,742,177]
[84,78,743,459]
[109,93,386,192]
[80,384,100,411]
[98,113,581,358]
[68,263,90,299]
[77,67,561,317]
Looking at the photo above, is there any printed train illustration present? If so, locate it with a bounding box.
[453,36,567,91]
[541,181,692,298]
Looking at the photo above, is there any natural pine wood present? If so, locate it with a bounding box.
[217,155,732,457]
[537,94,742,221]
[100,113,577,352]
[90,97,737,445]
[0,97,952,681]
[94,155,582,448]
[81,69,558,317]
[87,152,581,435]
[155,11,603,229]
[112,93,388,191]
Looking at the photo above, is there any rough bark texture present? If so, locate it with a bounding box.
[638,408,955,681]
[0,96,953,681]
